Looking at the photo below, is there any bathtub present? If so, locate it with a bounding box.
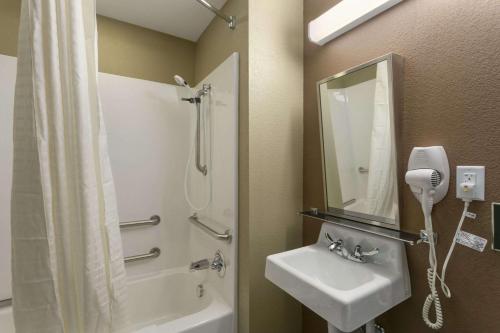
[0,268,233,333]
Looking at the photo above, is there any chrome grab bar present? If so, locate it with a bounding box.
[0,298,11,308]
[195,84,210,176]
[180,85,210,176]
[343,198,356,207]
[189,214,232,242]
[124,247,161,264]
[120,215,160,229]
[358,167,369,174]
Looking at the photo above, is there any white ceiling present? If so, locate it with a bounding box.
[97,0,228,42]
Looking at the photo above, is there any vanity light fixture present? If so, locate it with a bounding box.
[308,0,403,45]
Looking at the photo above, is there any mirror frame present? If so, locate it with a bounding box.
[316,53,404,230]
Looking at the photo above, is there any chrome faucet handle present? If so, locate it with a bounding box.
[353,245,363,258]
[362,248,379,256]
[325,232,335,243]
[325,233,343,252]
[353,245,379,259]
[210,250,226,277]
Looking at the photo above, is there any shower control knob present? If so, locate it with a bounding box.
[210,250,226,277]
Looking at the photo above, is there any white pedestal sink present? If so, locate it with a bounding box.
[265,222,411,333]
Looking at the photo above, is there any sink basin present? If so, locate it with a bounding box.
[265,222,411,332]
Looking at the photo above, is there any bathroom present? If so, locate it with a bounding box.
[0,0,499,332]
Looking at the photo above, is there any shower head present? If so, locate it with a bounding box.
[174,75,190,88]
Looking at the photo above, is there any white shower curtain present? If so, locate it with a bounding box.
[11,1,127,332]
[365,61,396,219]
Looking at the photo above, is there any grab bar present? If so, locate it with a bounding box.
[343,198,356,207]
[358,167,369,174]
[0,298,11,308]
[189,214,232,242]
[124,247,161,263]
[120,215,160,229]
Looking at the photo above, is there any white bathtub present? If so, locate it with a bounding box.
[128,267,233,333]
[0,268,233,333]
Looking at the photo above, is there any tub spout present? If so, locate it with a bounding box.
[190,259,210,271]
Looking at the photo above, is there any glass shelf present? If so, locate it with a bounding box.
[300,210,423,246]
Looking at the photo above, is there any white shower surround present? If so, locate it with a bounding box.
[0,53,238,332]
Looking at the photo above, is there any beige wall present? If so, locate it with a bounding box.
[247,0,304,332]
[0,0,20,57]
[303,1,500,332]
[194,0,248,85]
[98,16,195,85]
[0,0,196,85]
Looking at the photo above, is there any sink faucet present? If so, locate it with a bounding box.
[325,233,379,263]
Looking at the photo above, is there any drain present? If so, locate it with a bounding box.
[196,284,205,298]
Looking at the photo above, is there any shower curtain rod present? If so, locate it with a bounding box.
[195,0,236,29]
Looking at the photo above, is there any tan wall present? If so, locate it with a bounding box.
[194,0,248,85]
[0,0,195,85]
[0,0,20,57]
[303,1,500,332]
[248,0,303,332]
[98,16,195,85]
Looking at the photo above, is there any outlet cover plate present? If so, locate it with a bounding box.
[456,166,485,201]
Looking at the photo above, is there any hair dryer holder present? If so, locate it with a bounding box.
[407,146,450,205]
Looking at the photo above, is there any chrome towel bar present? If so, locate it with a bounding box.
[189,214,232,242]
[120,215,160,229]
[124,247,161,263]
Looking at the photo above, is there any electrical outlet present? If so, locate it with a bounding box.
[456,166,485,201]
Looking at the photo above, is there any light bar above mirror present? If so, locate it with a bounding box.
[308,0,403,46]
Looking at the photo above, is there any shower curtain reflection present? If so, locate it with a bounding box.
[365,61,396,219]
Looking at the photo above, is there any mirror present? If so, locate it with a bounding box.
[317,54,402,228]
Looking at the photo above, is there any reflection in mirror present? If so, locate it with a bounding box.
[318,55,401,227]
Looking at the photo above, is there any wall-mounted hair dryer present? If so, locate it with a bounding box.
[405,146,449,330]
[406,146,480,330]
[406,146,450,205]
[405,168,442,216]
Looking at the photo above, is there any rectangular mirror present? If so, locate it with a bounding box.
[317,54,403,228]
